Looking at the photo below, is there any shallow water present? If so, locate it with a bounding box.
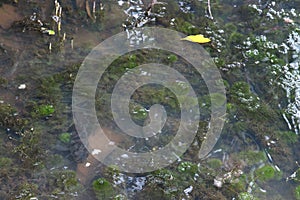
[0,0,300,199]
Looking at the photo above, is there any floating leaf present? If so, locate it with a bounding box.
[181,34,211,44]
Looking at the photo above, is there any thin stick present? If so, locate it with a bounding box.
[86,0,95,21]
[207,0,213,19]
[71,39,74,50]
[93,1,96,19]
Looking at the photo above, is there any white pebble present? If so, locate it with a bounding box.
[18,84,26,90]
[213,178,223,188]
[85,162,91,167]
[121,154,129,158]
[92,149,101,155]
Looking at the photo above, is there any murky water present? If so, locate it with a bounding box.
[0,0,300,199]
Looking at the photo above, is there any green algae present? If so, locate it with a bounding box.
[206,158,222,169]
[275,131,299,145]
[33,104,55,118]
[238,192,259,200]
[254,165,279,182]
[174,18,200,35]
[0,77,7,86]
[0,157,12,168]
[237,150,266,165]
[295,185,300,200]
[177,161,198,175]
[58,132,71,143]
[167,54,178,63]
[230,81,260,112]
[92,178,115,200]
[230,174,248,193]
[15,183,38,200]
[13,129,44,168]
[0,103,28,131]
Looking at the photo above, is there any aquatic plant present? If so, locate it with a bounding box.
[129,102,148,123]
[114,194,127,200]
[34,104,55,117]
[49,169,80,198]
[145,163,200,198]
[275,131,299,145]
[254,165,277,182]
[237,150,265,165]
[58,132,71,143]
[242,3,300,134]
[0,77,7,85]
[167,54,178,63]
[230,81,261,112]
[14,183,38,200]
[92,178,115,200]
[230,174,248,193]
[174,18,200,35]
[0,157,12,168]
[206,158,222,169]
[237,192,259,200]
[177,161,198,175]
[37,76,62,104]
[13,129,44,168]
[295,185,300,200]
[0,103,27,132]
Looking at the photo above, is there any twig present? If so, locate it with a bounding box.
[207,0,213,19]
[86,0,96,22]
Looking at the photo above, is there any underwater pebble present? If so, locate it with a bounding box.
[18,84,26,89]
[213,149,222,153]
[91,149,101,155]
[260,188,267,193]
[184,185,193,194]
[121,154,129,158]
[85,162,91,167]
[213,178,222,188]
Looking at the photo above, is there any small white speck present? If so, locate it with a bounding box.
[85,162,91,167]
[117,0,125,6]
[18,84,26,90]
[121,154,129,158]
[92,149,101,155]
[184,185,193,194]
[275,165,281,172]
[140,71,148,76]
[213,149,222,153]
[213,178,222,188]
[265,135,270,141]
[260,188,267,193]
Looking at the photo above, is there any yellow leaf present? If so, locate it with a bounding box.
[47,30,55,35]
[181,34,211,44]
